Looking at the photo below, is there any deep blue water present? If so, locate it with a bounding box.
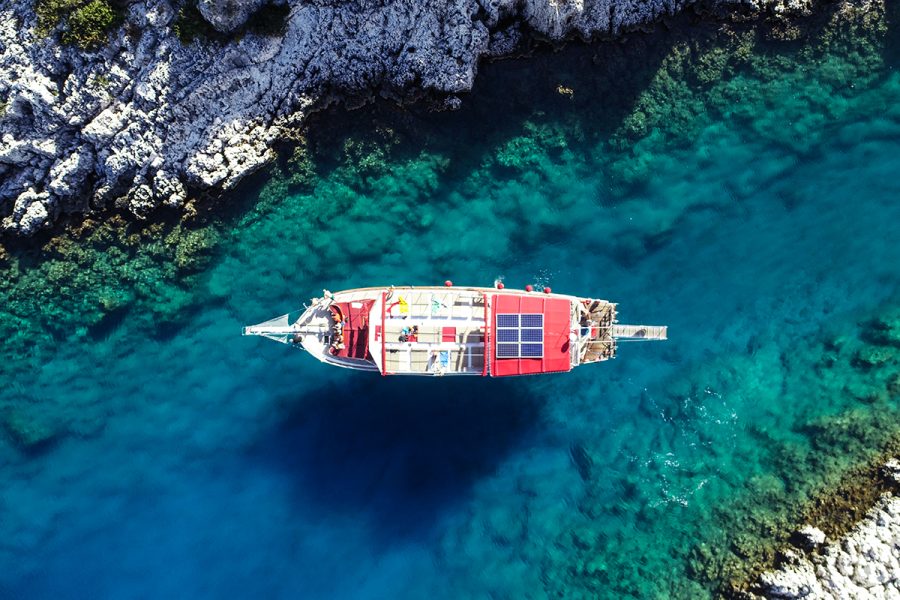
[2,11,899,599]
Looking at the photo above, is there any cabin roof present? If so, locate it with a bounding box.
[490,294,572,377]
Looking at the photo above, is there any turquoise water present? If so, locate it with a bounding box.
[2,8,900,599]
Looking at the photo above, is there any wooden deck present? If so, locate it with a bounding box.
[381,288,487,375]
[576,299,618,364]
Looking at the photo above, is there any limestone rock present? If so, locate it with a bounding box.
[758,560,821,598]
[1,188,55,235]
[48,148,94,199]
[198,0,269,33]
[796,525,827,549]
[754,494,900,599]
[127,183,156,218]
[153,169,188,208]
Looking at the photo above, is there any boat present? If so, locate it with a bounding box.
[242,283,667,377]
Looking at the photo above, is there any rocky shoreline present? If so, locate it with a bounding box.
[750,460,900,599]
[0,0,823,236]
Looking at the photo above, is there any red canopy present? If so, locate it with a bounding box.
[490,294,571,377]
[332,300,374,360]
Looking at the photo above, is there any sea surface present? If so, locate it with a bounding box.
[1,6,899,599]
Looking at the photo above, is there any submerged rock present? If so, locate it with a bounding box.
[0,0,852,235]
[2,409,62,453]
[854,345,895,369]
[862,310,900,348]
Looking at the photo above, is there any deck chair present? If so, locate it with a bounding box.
[430,294,448,316]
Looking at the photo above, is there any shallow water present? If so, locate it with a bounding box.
[1,7,899,599]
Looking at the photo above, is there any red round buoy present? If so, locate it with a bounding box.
[496,282,505,290]
[525,284,534,292]
[543,287,552,294]
[444,280,453,287]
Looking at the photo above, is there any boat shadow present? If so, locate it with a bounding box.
[246,375,543,541]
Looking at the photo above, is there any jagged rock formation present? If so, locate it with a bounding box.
[198,0,270,32]
[753,462,900,599]
[0,0,812,235]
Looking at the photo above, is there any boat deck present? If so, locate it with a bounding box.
[377,288,487,375]
[577,300,618,364]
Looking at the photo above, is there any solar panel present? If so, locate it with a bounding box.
[521,343,543,358]
[495,313,544,358]
[497,343,519,358]
[520,328,543,342]
[496,328,519,342]
[497,314,519,328]
[521,314,543,328]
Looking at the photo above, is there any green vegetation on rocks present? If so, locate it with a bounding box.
[35,0,121,49]
[61,0,116,48]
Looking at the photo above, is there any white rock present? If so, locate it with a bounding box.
[1,187,54,235]
[884,460,900,485]
[128,183,155,217]
[798,526,827,548]
[755,495,900,600]
[47,148,93,198]
[153,169,187,208]
[758,561,821,598]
